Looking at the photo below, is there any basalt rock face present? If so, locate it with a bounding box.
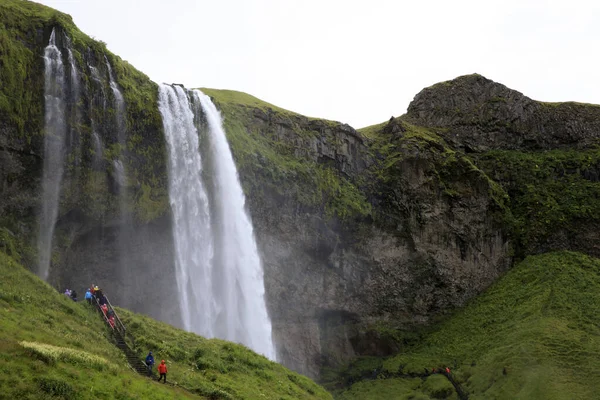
[407,74,600,152]
[211,95,513,378]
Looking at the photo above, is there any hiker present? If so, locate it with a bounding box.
[101,303,108,317]
[145,351,155,374]
[157,360,167,383]
[95,287,103,300]
[108,315,115,329]
[85,289,93,305]
[70,290,78,302]
[445,367,451,374]
[64,288,71,297]
[99,294,107,306]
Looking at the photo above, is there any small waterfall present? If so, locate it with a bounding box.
[105,56,125,142]
[105,58,128,211]
[92,131,104,167]
[65,35,82,184]
[158,83,275,359]
[113,159,126,188]
[38,29,67,280]
[158,84,214,334]
[195,90,275,360]
[88,64,105,168]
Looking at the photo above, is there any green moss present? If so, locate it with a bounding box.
[134,182,168,223]
[364,117,510,228]
[476,148,600,251]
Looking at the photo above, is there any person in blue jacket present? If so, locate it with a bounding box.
[84,289,93,305]
[145,351,155,375]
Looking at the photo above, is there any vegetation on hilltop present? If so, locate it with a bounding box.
[360,116,511,226]
[203,88,372,220]
[330,251,600,399]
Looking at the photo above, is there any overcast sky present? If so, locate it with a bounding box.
[37,0,600,128]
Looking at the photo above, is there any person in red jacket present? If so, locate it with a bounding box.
[157,360,167,383]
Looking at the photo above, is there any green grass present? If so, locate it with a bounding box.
[0,251,330,399]
[0,251,198,399]
[117,308,332,400]
[201,88,339,125]
[201,88,299,117]
[334,251,600,399]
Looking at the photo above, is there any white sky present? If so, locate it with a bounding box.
[37,0,600,128]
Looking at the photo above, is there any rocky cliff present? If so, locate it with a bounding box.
[2,0,600,382]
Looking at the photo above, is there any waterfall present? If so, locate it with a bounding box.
[158,83,275,359]
[106,57,125,142]
[195,90,275,360]
[88,65,105,168]
[37,29,67,280]
[158,84,215,334]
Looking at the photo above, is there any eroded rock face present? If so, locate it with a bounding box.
[234,108,512,378]
[407,74,600,152]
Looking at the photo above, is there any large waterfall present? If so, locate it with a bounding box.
[37,29,67,280]
[158,84,275,359]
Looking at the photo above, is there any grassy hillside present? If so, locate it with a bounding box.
[0,251,331,399]
[0,251,196,399]
[118,308,332,400]
[332,251,600,399]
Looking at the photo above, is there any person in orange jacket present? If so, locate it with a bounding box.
[157,360,167,383]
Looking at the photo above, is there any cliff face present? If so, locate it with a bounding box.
[206,90,512,377]
[2,1,599,383]
[0,1,180,325]
[407,73,600,152]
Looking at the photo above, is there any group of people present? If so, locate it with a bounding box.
[82,285,115,328]
[145,351,168,383]
[64,283,168,384]
[63,288,78,302]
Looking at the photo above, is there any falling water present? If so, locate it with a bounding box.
[92,131,104,167]
[37,29,67,280]
[105,57,125,141]
[195,90,275,360]
[158,84,215,334]
[158,83,275,359]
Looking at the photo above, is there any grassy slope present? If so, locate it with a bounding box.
[0,251,331,399]
[0,251,197,399]
[118,309,332,400]
[334,251,600,399]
